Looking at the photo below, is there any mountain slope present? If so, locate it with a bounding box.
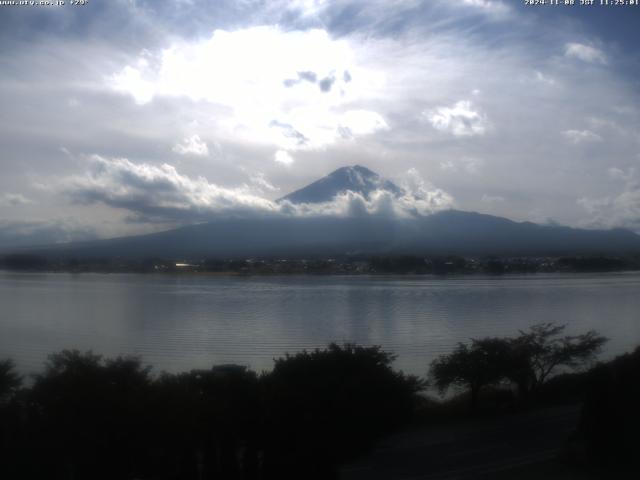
[19,210,640,259]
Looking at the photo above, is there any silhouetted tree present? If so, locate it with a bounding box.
[580,346,640,472]
[0,359,23,479]
[507,323,607,400]
[2,254,48,270]
[262,343,423,479]
[150,365,261,479]
[0,359,21,405]
[429,338,511,412]
[370,256,430,274]
[28,350,153,480]
[430,324,607,412]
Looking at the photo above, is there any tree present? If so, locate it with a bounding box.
[0,359,21,404]
[581,346,640,471]
[150,365,261,479]
[263,343,424,479]
[429,324,608,410]
[28,350,154,480]
[429,338,511,411]
[507,323,608,399]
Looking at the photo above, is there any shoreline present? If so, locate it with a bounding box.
[1,268,640,277]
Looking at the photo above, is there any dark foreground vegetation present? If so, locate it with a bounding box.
[0,325,638,479]
[0,345,421,480]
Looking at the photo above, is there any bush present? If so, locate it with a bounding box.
[580,347,640,471]
[262,343,424,479]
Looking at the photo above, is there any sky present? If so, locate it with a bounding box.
[0,0,639,246]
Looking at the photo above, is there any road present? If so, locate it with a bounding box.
[340,405,582,480]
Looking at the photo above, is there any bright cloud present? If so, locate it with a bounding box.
[425,101,488,137]
[274,150,295,166]
[564,43,607,65]
[0,193,33,207]
[172,134,209,156]
[248,172,280,193]
[562,129,602,144]
[63,156,453,223]
[458,0,511,18]
[338,110,389,136]
[66,155,278,222]
[534,71,555,85]
[439,157,484,174]
[578,166,640,232]
[110,26,387,151]
[397,168,455,213]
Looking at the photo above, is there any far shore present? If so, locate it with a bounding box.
[2,253,640,276]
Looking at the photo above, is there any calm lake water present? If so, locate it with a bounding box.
[1,271,639,377]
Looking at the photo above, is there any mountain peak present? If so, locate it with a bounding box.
[279,165,403,204]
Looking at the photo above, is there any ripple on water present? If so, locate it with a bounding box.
[1,272,639,376]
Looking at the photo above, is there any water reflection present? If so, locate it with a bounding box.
[1,271,639,376]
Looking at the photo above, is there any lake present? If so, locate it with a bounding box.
[1,271,639,377]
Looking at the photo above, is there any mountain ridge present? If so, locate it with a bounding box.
[11,209,640,260]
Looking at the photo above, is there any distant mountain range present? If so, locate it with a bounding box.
[7,166,640,259]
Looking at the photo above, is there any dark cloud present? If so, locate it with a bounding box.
[283,70,318,87]
[269,120,309,146]
[298,70,318,82]
[319,75,336,92]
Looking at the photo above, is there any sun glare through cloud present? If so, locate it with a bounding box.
[111,26,387,152]
[1,0,640,242]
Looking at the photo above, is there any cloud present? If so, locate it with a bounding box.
[2,0,640,238]
[283,70,318,87]
[562,129,602,144]
[109,26,387,151]
[564,43,607,65]
[296,185,454,219]
[274,150,295,166]
[0,193,33,207]
[462,0,501,8]
[578,167,640,232]
[269,121,309,146]
[439,157,484,174]
[455,0,511,18]
[248,172,280,193]
[62,155,453,223]
[66,155,278,222]
[338,110,388,137]
[318,74,336,92]
[172,134,209,156]
[396,168,455,214]
[0,219,97,249]
[608,166,635,183]
[534,71,555,86]
[481,194,505,204]
[424,101,488,137]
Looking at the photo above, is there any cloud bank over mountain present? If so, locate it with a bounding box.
[62,156,453,226]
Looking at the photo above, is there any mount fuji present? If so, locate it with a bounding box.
[6,165,640,259]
